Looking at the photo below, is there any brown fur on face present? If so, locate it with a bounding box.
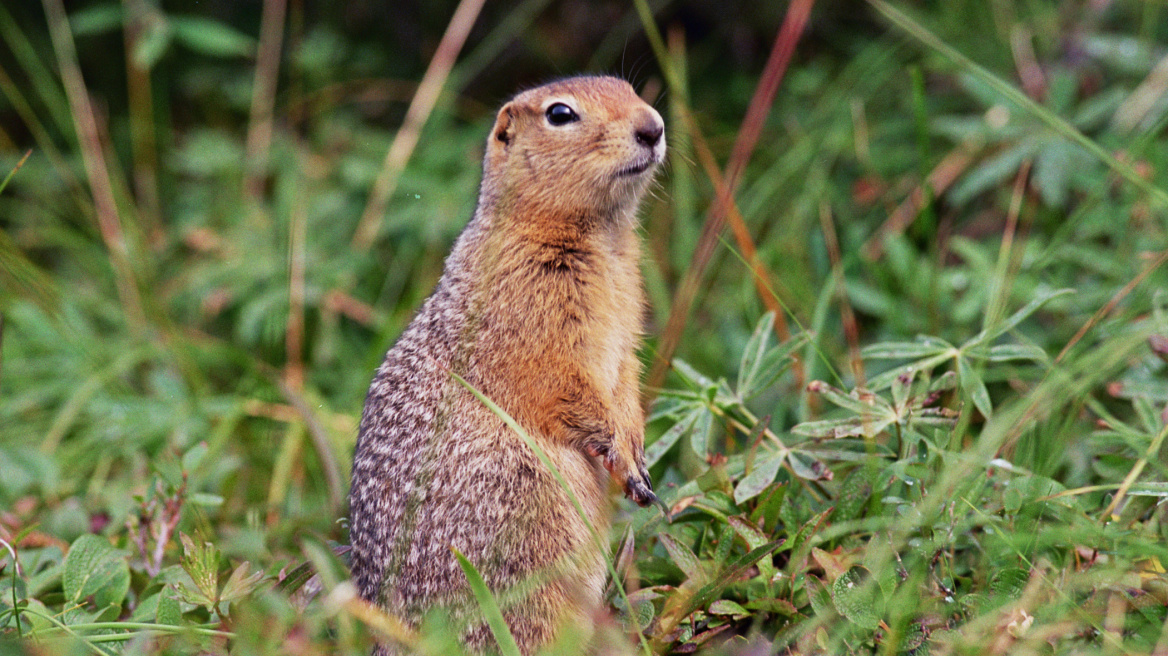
[348,76,664,655]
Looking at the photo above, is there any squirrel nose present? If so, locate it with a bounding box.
[635,122,664,148]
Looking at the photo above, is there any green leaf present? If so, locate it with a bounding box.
[744,597,799,616]
[861,339,952,360]
[182,442,209,473]
[978,288,1075,344]
[791,417,871,439]
[890,368,913,408]
[171,16,256,59]
[70,3,122,37]
[805,575,834,618]
[725,516,767,551]
[645,412,696,467]
[157,586,183,626]
[930,370,958,392]
[785,509,831,566]
[275,560,317,595]
[63,534,130,609]
[956,355,992,418]
[788,451,832,481]
[658,533,704,581]
[1128,482,1168,497]
[752,483,788,534]
[684,541,784,617]
[672,358,716,391]
[132,17,173,69]
[690,409,713,459]
[708,599,750,618]
[806,381,887,417]
[727,516,775,579]
[989,567,1029,600]
[647,394,699,423]
[190,493,225,507]
[1134,396,1162,434]
[734,450,785,504]
[623,590,658,630]
[176,534,220,609]
[866,350,955,391]
[737,312,775,395]
[1072,86,1126,129]
[831,566,883,631]
[950,142,1037,205]
[452,548,522,656]
[833,465,878,521]
[218,561,265,604]
[1033,139,1085,208]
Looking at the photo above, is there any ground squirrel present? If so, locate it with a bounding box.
[348,76,665,654]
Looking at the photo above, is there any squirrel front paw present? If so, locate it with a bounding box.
[582,438,656,508]
[624,463,656,507]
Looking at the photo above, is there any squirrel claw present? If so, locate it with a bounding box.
[625,475,657,508]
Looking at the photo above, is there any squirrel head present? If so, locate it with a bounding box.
[481,76,665,224]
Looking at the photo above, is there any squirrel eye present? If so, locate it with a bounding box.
[545,102,579,126]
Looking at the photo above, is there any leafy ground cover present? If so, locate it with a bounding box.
[1,0,1167,654]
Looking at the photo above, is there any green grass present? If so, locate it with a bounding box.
[2,1,1168,654]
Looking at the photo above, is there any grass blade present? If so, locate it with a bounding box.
[452,547,522,656]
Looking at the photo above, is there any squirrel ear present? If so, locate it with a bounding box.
[494,104,514,145]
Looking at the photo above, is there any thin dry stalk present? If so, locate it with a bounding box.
[678,104,803,387]
[645,0,815,396]
[285,184,308,391]
[1099,421,1168,520]
[1056,248,1168,364]
[994,247,1168,458]
[985,159,1032,330]
[665,26,794,352]
[329,583,420,651]
[0,148,30,391]
[324,289,377,325]
[243,0,288,199]
[998,247,1168,456]
[352,0,486,250]
[1102,592,1127,656]
[42,0,146,332]
[818,203,865,387]
[1114,51,1168,132]
[273,374,344,515]
[131,478,186,577]
[861,144,974,261]
[1010,26,1045,100]
[0,64,88,203]
[122,0,163,244]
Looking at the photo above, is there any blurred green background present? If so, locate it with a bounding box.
[2,1,1168,654]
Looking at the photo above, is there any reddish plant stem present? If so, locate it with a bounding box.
[244,0,288,200]
[645,0,816,399]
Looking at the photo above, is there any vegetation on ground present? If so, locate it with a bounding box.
[1,0,1167,654]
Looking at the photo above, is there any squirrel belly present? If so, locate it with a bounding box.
[348,76,665,655]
